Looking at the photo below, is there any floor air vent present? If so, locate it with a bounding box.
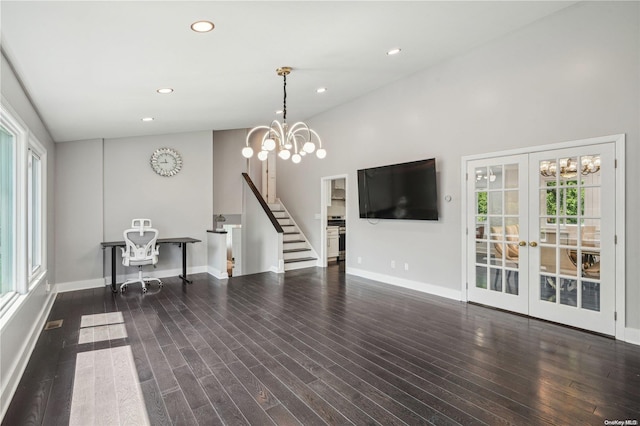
[44,320,63,330]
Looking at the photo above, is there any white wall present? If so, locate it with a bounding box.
[213,129,247,216]
[103,131,213,276]
[0,53,56,419]
[54,131,213,288]
[276,2,640,329]
[54,139,103,285]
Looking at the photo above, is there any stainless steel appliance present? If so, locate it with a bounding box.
[328,216,346,261]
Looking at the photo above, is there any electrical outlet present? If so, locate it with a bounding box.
[391,260,396,269]
[357,256,362,264]
[404,263,409,271]
[46,280,51,292]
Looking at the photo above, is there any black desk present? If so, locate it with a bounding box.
[101,237,201,293]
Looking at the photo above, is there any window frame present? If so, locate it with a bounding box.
[0,102,47,314]
[27,136,46,288]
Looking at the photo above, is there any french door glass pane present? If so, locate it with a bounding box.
[582,281,600,311]
[540,275,556,303]
[504,164,518,188]
[488,165,502,190]
[476,266,487,289]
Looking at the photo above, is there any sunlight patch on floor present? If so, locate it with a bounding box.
[78,312,127,344]
[70,345,149,426]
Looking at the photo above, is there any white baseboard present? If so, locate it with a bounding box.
[345,268,640,347]
[56,277,106,293]
[207,266,228,280]
[109,265,208,285]
[624,327,640,346]
[270,265,285,274]
[55,266,209,293]
[346,267,462,301]
[0,285,56,420]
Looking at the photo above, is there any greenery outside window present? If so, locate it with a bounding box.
[545,180,584,224]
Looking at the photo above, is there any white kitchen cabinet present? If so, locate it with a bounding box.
[327,226,339,259]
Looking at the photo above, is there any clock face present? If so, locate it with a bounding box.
[150,148,182,177]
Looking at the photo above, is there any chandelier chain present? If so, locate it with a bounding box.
[283,72,287,121]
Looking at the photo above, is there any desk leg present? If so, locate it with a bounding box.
[111,246,118,293]
[179,243,193,284]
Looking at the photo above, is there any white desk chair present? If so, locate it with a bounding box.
[120,218,162,293]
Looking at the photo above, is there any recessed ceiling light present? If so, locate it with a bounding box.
[157,88,173,94]
[387,48,402,56]
[191,20,214,33]
[275,110,284,115]
[316,87,327,94]
[141,117,154,122]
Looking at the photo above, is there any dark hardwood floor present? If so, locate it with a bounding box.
[3,264,640,425]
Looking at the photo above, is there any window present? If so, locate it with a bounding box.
[0,104,47,313]
[28,148,43,277]
[0,125,16,306]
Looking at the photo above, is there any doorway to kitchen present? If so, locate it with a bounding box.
[320,175,348,267]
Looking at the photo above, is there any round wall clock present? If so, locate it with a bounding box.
[150,147,183,177]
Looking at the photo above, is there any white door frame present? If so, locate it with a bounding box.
[320,174,348,267]
[460,134,626,340]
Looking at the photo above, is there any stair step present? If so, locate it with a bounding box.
[283,241,308,250]
[284,257,317,271]
[284,257,317,264]
[283,248,311,253]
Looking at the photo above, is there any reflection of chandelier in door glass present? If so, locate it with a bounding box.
[539,156,600,178]
[476,169,497,182]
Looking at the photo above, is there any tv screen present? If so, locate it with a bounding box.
[357,158,438,220]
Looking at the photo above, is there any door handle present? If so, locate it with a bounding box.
[529,241,538,247]
[519,241,526,247]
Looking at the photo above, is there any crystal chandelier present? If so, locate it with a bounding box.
[242,67,326,164]
[539,156,601,178]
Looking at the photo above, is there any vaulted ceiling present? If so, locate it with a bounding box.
[1,1,575,142]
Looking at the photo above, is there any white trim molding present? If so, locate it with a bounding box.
[56,277,107,293]
[0,287,56,420]
[56,266,209,293]
[207,266,229,280]
[624,327,640,346]
[347,267,462,301]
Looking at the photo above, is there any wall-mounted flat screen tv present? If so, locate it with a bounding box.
[357,158,438,220]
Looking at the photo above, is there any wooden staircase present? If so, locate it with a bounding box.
[268,201,318,271]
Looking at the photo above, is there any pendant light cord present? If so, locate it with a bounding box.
[283,73,287,122]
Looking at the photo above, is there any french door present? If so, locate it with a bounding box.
[467,155,529,314]
[467,143,616,335]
